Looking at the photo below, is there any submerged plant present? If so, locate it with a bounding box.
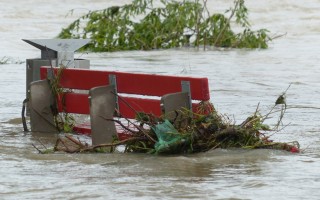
[58,0,273,51]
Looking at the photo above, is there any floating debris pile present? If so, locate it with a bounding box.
[50,99,300,154]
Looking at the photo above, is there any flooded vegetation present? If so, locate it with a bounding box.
[58,0,272,51]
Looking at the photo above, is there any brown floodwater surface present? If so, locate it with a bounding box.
[1,0,320,199]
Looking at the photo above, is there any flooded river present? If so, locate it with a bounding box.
[1,0,320,199]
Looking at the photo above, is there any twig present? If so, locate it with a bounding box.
[65,135,86,148]
[274,105,286,130]
[32,144,44,154]
[100,116,139,134]
[91,137,139,150]
[202,0,210,18]
[240,103,261,128]
[268,32,287,41]
[125,118,156,143]
[284,83,292,94]
[110,91,138,115]
[110,91,157,143]
[269,122,291,136]
[56,137,72,152]
[214,0,240,46]
[37,138,48,150]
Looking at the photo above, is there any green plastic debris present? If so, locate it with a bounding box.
[152,120,190,154]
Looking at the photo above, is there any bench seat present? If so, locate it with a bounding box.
[28,66,211,145]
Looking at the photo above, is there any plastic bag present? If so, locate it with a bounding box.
[152,119,190,154]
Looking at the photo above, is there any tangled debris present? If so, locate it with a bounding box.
[36,95,300,155]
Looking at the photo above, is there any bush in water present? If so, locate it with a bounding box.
[58,0,271,51]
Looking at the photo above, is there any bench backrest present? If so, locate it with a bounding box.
[40,66,210,118]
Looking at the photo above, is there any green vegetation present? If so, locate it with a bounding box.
[58,0,271,51]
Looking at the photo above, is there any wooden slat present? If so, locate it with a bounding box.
[118,97,161,119]
[56,92,206,118]
[56,93,162,118]
[72,123,135,141]
[40,67,210,101]
[57,93,90,114]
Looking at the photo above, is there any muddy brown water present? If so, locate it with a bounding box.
[1,0,320,199]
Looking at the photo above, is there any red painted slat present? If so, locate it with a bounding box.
[40,67,210,101]
[118,97,162,119]
[73,123,91,135]
[58,92,209,118]
[56,92,206,118]
[73,123,134,141]
[55,92,162,118]
[57,93,90,114]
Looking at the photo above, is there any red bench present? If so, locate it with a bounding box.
[29,66,211,145]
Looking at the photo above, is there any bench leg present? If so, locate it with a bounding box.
[29,80,58,133]
[160,92,192,128]
[89,85,117,145]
